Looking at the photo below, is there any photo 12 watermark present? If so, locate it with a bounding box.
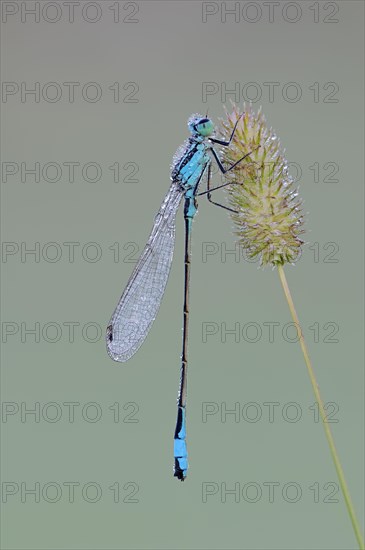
[1,161,140,184]
[1,81,140,103]
[1,481,140,504]
[207,159,340,186]
[201,2,340,24]
[201,480,340,503]
[201,320,340,344]
[202,81,340,103]
[1,1,140,24]
[1,242,143,264]
[1,401,140,424]
[201,401,340,424]
[200,241,340,265]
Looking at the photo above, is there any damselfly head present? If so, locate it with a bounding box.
[188,114,214,137]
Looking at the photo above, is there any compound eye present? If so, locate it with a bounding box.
[196,119,214,137]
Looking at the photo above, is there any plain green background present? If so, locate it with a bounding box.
[1,1,364,549]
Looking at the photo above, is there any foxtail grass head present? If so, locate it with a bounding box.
[218,104,304,267]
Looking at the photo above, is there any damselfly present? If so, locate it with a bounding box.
[106,114,252,480]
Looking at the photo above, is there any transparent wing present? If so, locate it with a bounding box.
[106,182,184,362]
